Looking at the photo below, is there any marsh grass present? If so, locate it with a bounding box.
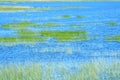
[0,61,120,80]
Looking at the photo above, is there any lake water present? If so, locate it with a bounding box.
[0,2,120,63]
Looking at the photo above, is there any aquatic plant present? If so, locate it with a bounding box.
[105,35,120,42]
[106,22,118,26]
[61,15,71,18]
[40,31,89,42]
[2,22,40,30]
[17,29,38,37]
[76,15,85,19]
[0,37,18,42]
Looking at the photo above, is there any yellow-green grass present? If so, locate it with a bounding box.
[105,35,120,42]
[106,22,118,26]
[0,6,53,12]
[0,61,120,80]
[40,31,89,42]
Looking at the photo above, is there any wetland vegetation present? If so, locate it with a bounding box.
[0,61,119,80]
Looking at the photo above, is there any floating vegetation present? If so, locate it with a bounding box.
[0,6,53,12]
[0,37,44,43]
[106,22,118,26]
[17,29,38,37]
[76,15,85,19]
[1,21,89,44]
[105,35,120,42]
[2,22,40,30]
[40,31,89,42]
[0,37,18,42]
[61,15,71,19]
[18,37,44,42]
[2,22,62,30]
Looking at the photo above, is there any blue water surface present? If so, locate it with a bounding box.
[0,2,120,63]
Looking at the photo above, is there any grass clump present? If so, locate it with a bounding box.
[105,35,120,42]
[0,64,42,80]
[40,31,89,42]
[107,22,118,26]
